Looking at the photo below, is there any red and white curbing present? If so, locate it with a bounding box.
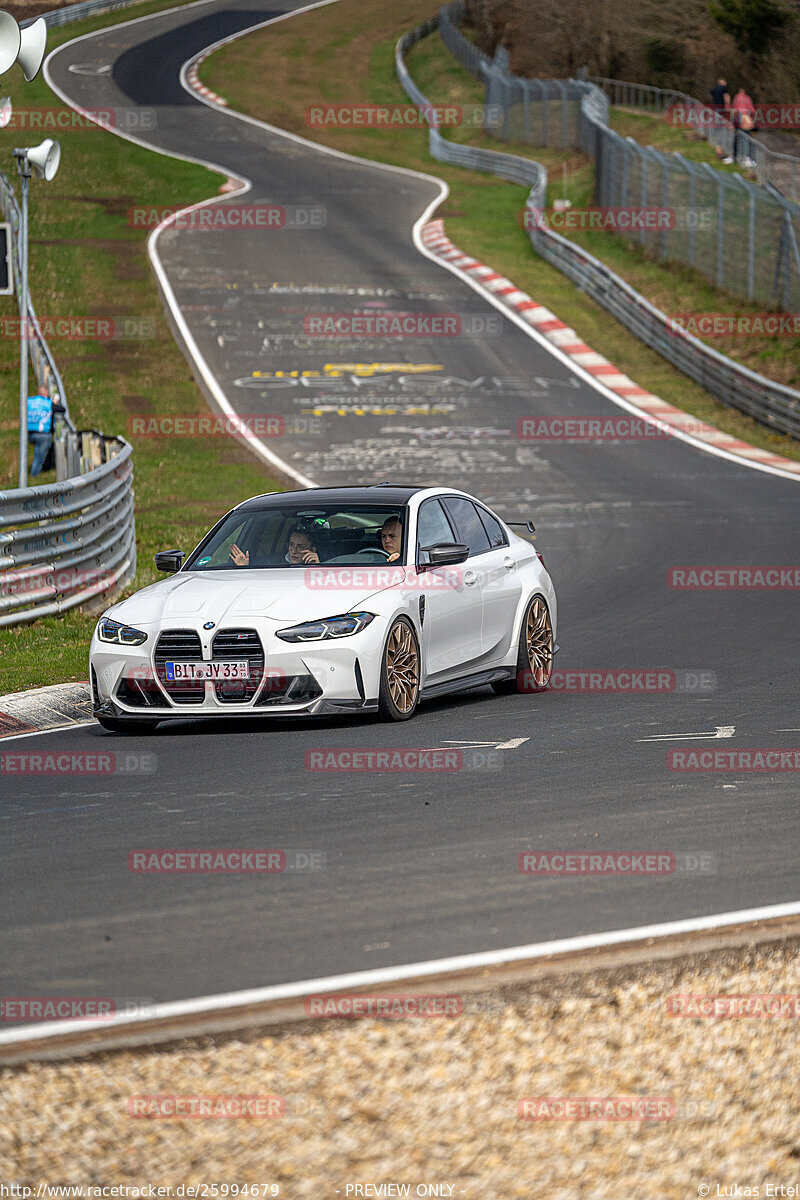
[185,50,228,106]
[422,218,800,475]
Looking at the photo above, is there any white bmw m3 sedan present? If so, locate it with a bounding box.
[89,485,557,730]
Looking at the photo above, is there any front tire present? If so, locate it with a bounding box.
[492,595,553,695]
[378,617,420,721]
[96,717,161,734]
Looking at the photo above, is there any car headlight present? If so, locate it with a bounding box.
[276,612,376,643]
[97,617,148,646]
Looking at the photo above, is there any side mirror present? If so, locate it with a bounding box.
[418,542,470,569]
[155,549,184,573]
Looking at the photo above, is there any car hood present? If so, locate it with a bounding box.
[105,569,403,627]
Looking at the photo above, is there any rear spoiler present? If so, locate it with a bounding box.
[504,519,536,535]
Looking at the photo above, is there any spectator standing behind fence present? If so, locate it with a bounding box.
[724,87,757,167]
[710,77,730,113]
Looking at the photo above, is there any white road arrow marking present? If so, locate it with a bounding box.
[440,740,499,746]
[637,725,735,743]
[424,738,531,752]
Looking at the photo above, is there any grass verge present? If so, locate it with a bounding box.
[0,0,282,694]
[201,4,800,463]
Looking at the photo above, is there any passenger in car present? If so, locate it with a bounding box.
[229,525,321,567]
[285,528,320,565]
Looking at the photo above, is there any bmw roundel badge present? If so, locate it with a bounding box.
[203,621,216,629]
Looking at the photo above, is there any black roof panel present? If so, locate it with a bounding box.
[238,485,427,511]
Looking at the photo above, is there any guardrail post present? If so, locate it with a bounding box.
[557,79,567,149]
[674,153,696,267]
[735,177,756,301]
[697,162,725,288]
[661,157,671,260]
[639,145,650,248]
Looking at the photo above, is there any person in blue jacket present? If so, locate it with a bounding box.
[27,392,54,476]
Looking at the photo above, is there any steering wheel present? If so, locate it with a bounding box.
[351,546,392,559]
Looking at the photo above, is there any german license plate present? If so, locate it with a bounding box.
[165,661,250,681]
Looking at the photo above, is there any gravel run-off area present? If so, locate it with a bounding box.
[2,937,800,1196]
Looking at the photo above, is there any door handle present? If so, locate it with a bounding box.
[503,556,514,570]
[463,569,478,587]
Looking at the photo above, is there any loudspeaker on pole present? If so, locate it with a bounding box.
[0,12,47,81]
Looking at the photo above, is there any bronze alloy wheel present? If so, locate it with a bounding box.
[525,595,554,689]
[379,618,420,720]
[491,594,554,696]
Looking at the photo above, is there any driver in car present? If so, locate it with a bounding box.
[380,516,402,563]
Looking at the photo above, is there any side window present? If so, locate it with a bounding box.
[206,519,247,566]
[416,499,456,564]
[476,505,508,549]
[442,498,491,557]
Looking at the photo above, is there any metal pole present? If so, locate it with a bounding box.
[17,168,29,490]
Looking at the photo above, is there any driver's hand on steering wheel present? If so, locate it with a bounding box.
[387,552,400,562]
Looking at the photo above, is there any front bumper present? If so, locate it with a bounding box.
[90,619,386,722]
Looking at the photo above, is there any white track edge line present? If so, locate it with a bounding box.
[3,899,800,1046]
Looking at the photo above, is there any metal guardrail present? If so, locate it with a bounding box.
[20,0,151,28]
[525,205,800,438]
[396,18,546,204]
[0,437,136,625]
[0,0,142,624]
[396,10,800,440]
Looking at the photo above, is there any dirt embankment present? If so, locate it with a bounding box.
[464,0,800,104]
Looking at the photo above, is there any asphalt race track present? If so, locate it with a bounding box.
[2,0,798,1009]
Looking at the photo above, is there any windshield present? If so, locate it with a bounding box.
[184,504,409,570]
